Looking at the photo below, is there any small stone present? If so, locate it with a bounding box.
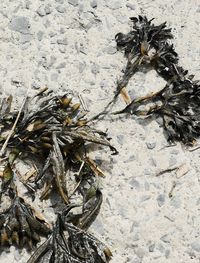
[149,244,155,252]
[117,135,124,145]
[10,16,30,34]
[59,46,66,53]
[157,243,165,253]
[135,248,146,258]
[78,62,86,73]
[91,218,104,235]
[107,1,121,10]
[56,5,66,13]
[170,149,179,155]
[57,37,68,45]
[37,30,44,41]
[140,195,151,202]
[165,249,170,258]
[25,0,31,9]
[37,6,46,16]
[170,196,181,208]
[196,197,200,205]
[56,62,66,69]
[105,46,116,55]
[129,179,140,189]
[68,0,78,6]
[132,233,140,241]
[91,63,100,75]
[51,73,58,82]
[146,142,156,149]
[20,34,32,44]
[124,154,135,163]
[160,234,170,243]
[157,194,165,207]
[90,0,97,8]
[45,5,52,15]
[169,156,177,166]
[126,3,135,10]
[191,239,200,252]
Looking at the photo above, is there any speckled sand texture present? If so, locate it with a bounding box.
[0,0,200,262]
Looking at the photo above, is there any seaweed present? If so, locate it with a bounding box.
[116,65,200,144]
[0,90,114,259]
[0,91,116,203]
[115,15,177,99]
[0,191,51,250]
[27,212,111,263]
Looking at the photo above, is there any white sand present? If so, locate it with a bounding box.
[0,0,200,262]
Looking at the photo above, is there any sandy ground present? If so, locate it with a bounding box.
[0,0,200,262]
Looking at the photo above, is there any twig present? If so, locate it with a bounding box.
[168,181,176,198]
[156,166,178,176]
[189,146,200,152]
[0,97,27,157]
[78,94,88,111]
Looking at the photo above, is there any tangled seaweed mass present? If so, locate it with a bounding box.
[0,91,113,262]
[0,15,199,263]
[115,16,200,145]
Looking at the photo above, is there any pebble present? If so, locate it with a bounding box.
[125,154,135,163]
[10,16,30,34]
[149,243,155,252]
[37,30,44,41]
[59,46,66,53]
[91,218,104,235]
[56,5,66,13]
[116,134,124,145]
[134,248,146,258]
[170,196,181,208]
[56,62,66,69]
[57,37,68,45]
[129,179,140,189]
[126,3,135,10]
[25,0,31,9]
[91,63,100,75]
[157,243,165,253]
[45,5,52,15]
[107,1,121,10]
[146,142,156,149]
[68,0,78,6]
[170,149,179,155]
[78,62,86,73]
[160,234,170,243]
[90,0,97,8]
[105,46,117,55]
[132,233,140,241]
[165,249,170,258]
[20,34,32,44]
[56,0,64,3]
[191,239,200,252]
[157,194,165,207]
[37,6,46,16]
[169,156,177,166]
[51,73,59,82]
[140,195,151,202]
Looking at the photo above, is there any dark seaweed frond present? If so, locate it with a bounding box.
[27,213,112,263]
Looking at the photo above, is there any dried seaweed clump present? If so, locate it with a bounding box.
[115,15,177,98]
[0,191,50,249]
[0,90,114,261]
[0,91,115,203]
[28,212,111,263]
[115,16,200,145]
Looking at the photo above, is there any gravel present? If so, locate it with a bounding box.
[1,1,200,263]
